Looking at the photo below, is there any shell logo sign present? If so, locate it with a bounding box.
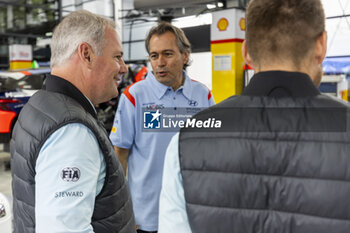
[217,17,229,31]
[239,18,246,31]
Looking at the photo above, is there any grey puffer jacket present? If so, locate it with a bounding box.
[11,75,135,233]
[179,72,350,233]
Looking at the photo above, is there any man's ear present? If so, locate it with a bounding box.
[315,31,327,64]
[183,51,189,65]
[77,42,94,68]
[242,40,254,68]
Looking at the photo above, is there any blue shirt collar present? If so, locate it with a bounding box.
[181,72,193,100]
[147,70,192,100]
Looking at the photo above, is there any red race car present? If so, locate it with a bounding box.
[0,68,50,151]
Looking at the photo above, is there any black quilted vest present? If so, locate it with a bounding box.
[179,71,350,233]
[11,75,136,233]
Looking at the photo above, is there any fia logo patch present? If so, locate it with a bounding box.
[61,167,81,182]
[144,110,161,129]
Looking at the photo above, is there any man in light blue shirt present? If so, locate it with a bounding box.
[110,22,214,232]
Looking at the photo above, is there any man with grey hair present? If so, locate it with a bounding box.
[11,10,136,233]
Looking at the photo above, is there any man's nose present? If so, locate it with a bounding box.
[157,55,166,67]
[119,59,128,74]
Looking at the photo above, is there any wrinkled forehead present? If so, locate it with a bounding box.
[149,32,180,53]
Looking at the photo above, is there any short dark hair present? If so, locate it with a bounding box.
[245,0,325,68]
[145,22,191,68]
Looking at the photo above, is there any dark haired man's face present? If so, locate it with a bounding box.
[149,31,189,91]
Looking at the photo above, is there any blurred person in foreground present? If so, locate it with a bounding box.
[159,0,350,232]
[109,22,214,233]
[11,10,136,233]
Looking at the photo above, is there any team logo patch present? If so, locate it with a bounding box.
[111,126,117,133]
[61,167,81,182]
[188,100,198,106]
[144,103,164,110]
[144,110,162,129]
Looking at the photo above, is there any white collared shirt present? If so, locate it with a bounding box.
[35,123,105,233]
[158,133,192,233]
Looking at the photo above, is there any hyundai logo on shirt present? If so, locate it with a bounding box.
[188,100,198,106]
[61,167,81,182]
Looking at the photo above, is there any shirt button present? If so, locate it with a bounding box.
[173,97,176,100]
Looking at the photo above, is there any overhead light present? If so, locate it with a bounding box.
[207,2,224,9]
[206,4,216,9]
[45,32,52,37]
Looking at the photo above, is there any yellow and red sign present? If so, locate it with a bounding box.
[217,18,229,31]
[239,18,246,31]
[211,9,246,103]
[9,44,33,70]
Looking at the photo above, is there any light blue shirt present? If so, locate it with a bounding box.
[158,133,192,233]
[35,123,105,233]
[110,71,214,231]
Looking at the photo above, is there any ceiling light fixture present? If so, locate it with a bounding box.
[206,4,216,9]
